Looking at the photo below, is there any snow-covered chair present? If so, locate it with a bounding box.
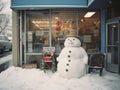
[88,53,105,76]
[40,47,56,72]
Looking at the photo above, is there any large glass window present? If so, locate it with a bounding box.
[24,9,100,65]
[26,10,100,54]
[52,11,77,54]
[78,11,100,52]
[26,11,50,53]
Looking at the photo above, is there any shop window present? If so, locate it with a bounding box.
[51,12,77,54]
[26,11,50,53]
[25,10,100,54]
[78,11,100,52]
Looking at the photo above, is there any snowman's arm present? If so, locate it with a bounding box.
[83,53,88,64]
[81,48,88,64]
[57,56,60,62]
[56,48,65,62]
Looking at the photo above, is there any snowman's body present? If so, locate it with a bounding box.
[57,37,88,78]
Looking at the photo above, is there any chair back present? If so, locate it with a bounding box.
[89,53,105,67]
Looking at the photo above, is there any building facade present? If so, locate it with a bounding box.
[11,0,120,74]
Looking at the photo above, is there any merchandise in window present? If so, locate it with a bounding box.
[26,11,50,53]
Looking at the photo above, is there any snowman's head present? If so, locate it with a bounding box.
[64,37,81,47]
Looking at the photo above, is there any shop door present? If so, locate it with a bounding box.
[106,22,119,73]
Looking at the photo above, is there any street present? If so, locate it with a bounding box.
[0,51,12,58]
[0,51,12,73]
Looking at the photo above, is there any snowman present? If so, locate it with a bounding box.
[57,30,88,78]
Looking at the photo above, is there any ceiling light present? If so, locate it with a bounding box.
[84,12,96,18]
[55,17,59,20]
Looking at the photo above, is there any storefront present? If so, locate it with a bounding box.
[11,0,111,71]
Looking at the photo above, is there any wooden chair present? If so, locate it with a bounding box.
[88,53,105,76]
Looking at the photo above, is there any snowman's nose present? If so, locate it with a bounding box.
[68,39,72,42]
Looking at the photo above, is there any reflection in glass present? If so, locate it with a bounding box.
[52,12,77,54]
[26,11,50,53]
[106,23,119,73]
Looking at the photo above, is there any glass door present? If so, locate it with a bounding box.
[106,22,119,73]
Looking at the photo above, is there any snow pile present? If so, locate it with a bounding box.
[0,66,120,90]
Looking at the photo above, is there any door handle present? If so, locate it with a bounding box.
[115,41,119,45]
[107,45,117,47]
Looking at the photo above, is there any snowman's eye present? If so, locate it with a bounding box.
[73,39,75,40]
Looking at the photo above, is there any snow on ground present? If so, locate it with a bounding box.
[0,42,119,90]
[0,66,120,90]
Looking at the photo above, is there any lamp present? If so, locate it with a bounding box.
[84,12,96,18]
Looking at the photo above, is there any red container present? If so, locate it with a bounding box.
[43,57,52,62]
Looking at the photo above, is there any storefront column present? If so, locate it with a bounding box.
[118,20,120,75]
[101,9,106,53]
[12,11,20,66]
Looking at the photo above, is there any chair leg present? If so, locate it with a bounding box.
[88,68,91,73]
[100,68,103,76]
[52,59,56,72]
[40,60,44,70]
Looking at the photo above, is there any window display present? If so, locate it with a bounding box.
[52,12,77,50]
[26,11,50,53]
[27,31,33,52]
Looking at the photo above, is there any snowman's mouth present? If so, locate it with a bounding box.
[68,42,74,44]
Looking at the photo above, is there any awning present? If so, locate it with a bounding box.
[11,0,94,10]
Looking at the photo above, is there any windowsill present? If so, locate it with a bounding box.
[26,53,43,55]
